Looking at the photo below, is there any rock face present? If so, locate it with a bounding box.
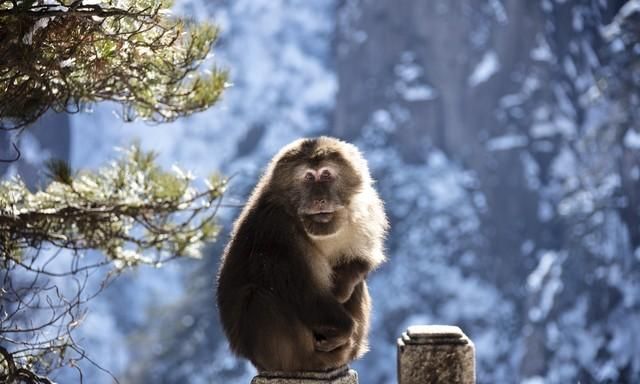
[335,0,544,293]
[335,0,539,161]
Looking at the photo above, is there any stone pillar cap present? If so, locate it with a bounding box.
[400,325,471,346]
[407,325,463,338]
[251,366,358,384]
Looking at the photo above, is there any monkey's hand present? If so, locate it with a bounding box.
[305,292,354,352]
[332,259,369,303]
[313,326,351,352]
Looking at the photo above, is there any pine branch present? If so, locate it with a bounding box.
[0,0,228,130]
[1,145,226,265]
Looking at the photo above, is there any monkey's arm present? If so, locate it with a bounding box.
[246,243,355,347]
[304,292,355,353]
[331,259,370,304]
[268,266,354,353]
[219,247,354,357]
[263,252,356,352]
[295,281,354,335]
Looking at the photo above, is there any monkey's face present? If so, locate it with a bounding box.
[295,163,347,237]
[270,139,363,237]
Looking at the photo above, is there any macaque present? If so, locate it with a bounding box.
[217,137,388,371]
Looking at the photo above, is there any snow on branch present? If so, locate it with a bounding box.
[0,0,228,131]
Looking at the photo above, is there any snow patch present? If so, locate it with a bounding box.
[488,0,508,23]
[602,0,640,40]
[394,52,436,101]
[22,17,53,45]
[527,251,565,321]
[486,134,528,151]
[531,34,554,62]
[522,377,545,384]
[623,129,640,149]
[395,53,422,82]
[396,83,437,101]
[530,115,576,138]
[468,51,500,87]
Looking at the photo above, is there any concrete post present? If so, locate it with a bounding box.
[251,366,358,384]
[397,325,476,384]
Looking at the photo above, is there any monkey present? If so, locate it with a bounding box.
[216,136,388,372]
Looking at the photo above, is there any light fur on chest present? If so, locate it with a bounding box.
[307,213,384,290]
[303,184,387,291]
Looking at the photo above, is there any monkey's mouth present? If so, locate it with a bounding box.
[308,212,334,223]
[299,205,344,236]
[299,206,340,224]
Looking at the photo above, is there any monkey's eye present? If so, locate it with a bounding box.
[320,169,333,182]
[304,172,315,182]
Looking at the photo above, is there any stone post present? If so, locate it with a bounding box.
[397,325,476,384]
[251,366,358,384]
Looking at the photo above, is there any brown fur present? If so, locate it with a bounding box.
[217,137,388,371]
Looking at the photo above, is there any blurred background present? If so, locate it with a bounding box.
[3,0,640,383]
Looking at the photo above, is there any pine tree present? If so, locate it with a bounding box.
[0,0,227,130]
[0,1,228,382]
